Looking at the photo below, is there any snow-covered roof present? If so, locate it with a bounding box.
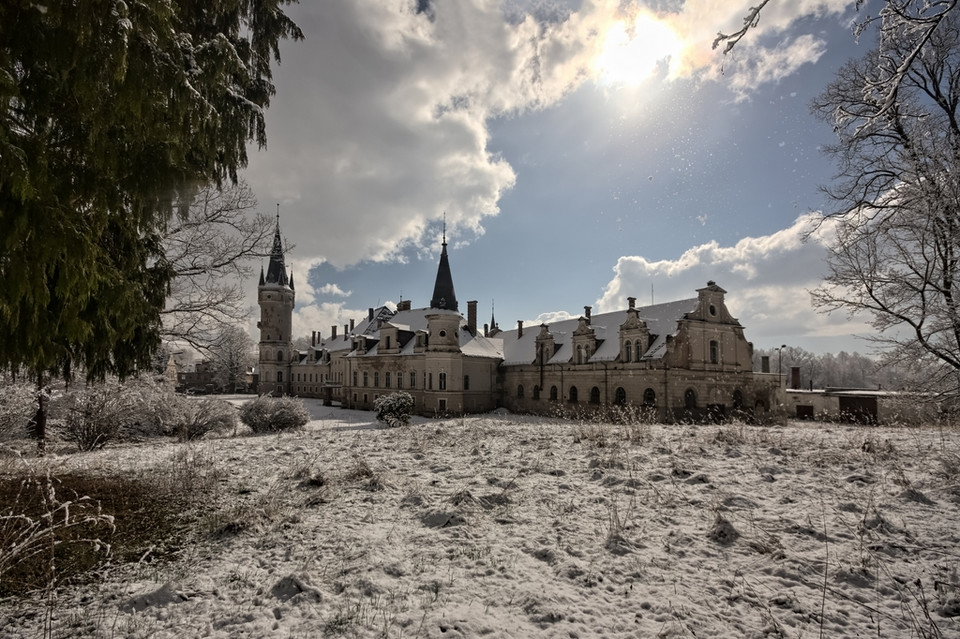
[499,298,698,366]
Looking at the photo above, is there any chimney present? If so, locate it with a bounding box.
[331,325,338,339]
[349,319,355,332]
[368,307,374,322]
[311,331,316,347]
[761,356,770,373]
[483,323,489,337]
[397,300,411,312]
[343,324,349,339]
[517,320,523,338]
[627,297,636,310]
[791,366,801,390]
[584,306,591,323]
[467,300,477,334]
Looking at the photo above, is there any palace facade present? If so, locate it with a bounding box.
[257,220,780,421]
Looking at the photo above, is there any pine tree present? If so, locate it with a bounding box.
[0,1,302,449]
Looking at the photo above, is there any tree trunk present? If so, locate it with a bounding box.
[33,372,47,455]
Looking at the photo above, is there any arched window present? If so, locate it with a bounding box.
[643,388,656,406]
[710,340,719,364]
[684,388,697,409]
[576,345,583,364]
[590,386,600,404]
[636,341,643,361]
[439,372,447,390]
[363,372,369,387]
[385,372,391,388]
[624,341,632,363]
[569,386,578,403]
[733,389,744,409]
[532,385,540,400]
[277,350,284,362]
[615,387,627,405]
[277,371,283,383]
[550,385,558,401]
[517,384,524,398]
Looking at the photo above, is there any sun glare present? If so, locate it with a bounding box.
[596,12,683,86]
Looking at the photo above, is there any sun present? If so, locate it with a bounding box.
[595,12,683,86]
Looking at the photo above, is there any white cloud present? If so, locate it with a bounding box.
[317,283,352,297]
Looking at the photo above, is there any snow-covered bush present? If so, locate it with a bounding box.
[374,392,414,427]
[240,396,309,433]
[0,382,37,441]
[176,398,237,441]
[62,383,135,451]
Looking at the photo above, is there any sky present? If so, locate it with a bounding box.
[241,0,881,355]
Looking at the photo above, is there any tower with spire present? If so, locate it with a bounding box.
[257,211,295,395]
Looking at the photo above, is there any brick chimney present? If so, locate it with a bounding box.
[368,307,374,321]
[467,300,477,334]
[349,319,355,332]
[331,325,338,339]
[517,320,523,338]
[311,331,316,347]
[584,306,592,324]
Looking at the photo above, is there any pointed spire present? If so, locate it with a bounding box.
[264,206,290,287]
[290,270,295,291]
[490,299,497,330]
[259,263,265,286]
[429,218,458,311]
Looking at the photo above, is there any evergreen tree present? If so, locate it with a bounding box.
[0,1,302,449]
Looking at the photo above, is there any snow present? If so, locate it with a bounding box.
[2,399,959,638]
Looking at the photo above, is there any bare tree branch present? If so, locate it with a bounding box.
[161,180,273,354]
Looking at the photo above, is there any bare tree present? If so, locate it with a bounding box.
[717,1,957,129]
[162,181,273,353]
[811,11,960,394]
[208,325,257,393]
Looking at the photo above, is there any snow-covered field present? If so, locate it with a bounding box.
[2,399,959,638]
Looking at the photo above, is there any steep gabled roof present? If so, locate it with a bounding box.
[498,298,698,365]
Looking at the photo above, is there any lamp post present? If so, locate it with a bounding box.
[777,344,787,388]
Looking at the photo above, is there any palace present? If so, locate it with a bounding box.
[257,219,780,421]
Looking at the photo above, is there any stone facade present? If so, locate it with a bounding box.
[258,221,780,420]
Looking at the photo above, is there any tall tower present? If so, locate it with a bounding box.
[257,214,295,395]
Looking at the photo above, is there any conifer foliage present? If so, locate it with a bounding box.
[0,1,302,381]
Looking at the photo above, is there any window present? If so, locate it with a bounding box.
[615,387,627,405]
[532,385,540,400]
[374,371,380,387]
[636,341,642,361]
[439,398,447,412]
[385,372,391,388]
[550,385,558,401]
[428,372,433,390]
[386,336,391,349]
[590,386,600,404]
[363,372,368,387]
[277,350,284,362]
[277,371,283,383]
[576,345,583,364]
[517,384,524,398]
[569,386,578,403]
[410,372,416,388]
[624,341,632,363]
[439,372,447,391]
[353,371,358,386]
[643,388,656,406]
[710,340,719,364]
[463,375,470,390]
[397,373,402,389]
[684,388,697,409]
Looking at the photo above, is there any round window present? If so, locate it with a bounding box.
[439,330,447,337]
[708,305,717,316]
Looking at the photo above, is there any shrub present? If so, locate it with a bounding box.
[374,392,414,427]
[0,381,37,441]
[240,396,309,433]
[175,398,237,441]
[62,384,134,451]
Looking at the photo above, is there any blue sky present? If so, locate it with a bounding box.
[243,0,878,354]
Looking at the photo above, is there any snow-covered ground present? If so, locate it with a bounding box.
[2,399,959,638]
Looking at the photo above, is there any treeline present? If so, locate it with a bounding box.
[752,346,923,391]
